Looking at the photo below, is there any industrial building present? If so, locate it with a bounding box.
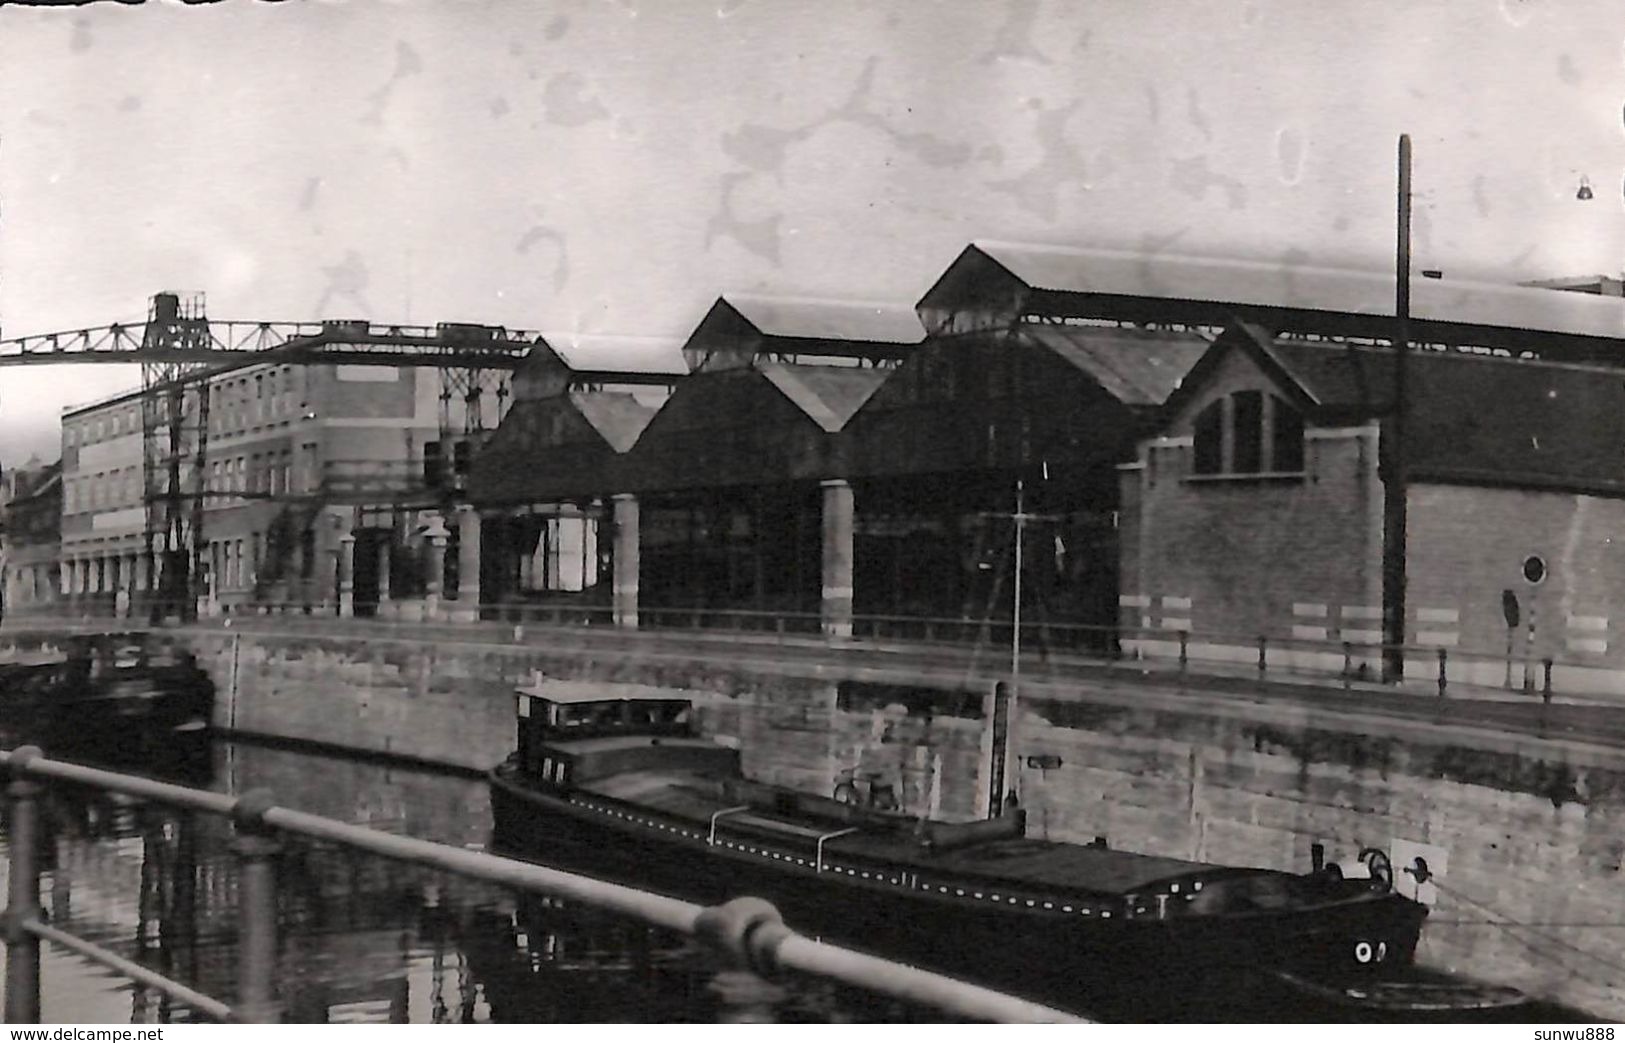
[54,359,478,619]
[11,241,1625,694]
[0,457,62,616]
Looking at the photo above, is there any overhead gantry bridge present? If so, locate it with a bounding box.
[0,292,674,621]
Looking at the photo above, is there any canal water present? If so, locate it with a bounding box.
[0,707,1605,1023]
[0,736,944,1024]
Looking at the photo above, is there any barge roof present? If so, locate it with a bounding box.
[578,770,1222,896]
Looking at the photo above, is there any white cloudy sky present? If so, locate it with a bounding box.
[2,0,1622,465]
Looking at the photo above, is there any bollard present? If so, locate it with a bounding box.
[1342,642,1352,690]
[3,748,45,1024]
[231,789,282,1023]
[1437,648,1448,698]
[1257,635,1267,677]
[1178,631,1188,673]
[1542,658,1554,704]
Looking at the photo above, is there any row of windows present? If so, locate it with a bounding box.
[1192,391,1305,476]
[65,468,142,513]
[64,444,322,514]
[63,367,311,449]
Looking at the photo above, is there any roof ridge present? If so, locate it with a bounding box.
[722,292,918,311]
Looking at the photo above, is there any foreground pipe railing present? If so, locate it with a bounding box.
[0,746,1083,1024]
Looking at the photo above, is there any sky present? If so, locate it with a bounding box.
[2,0,1623,466]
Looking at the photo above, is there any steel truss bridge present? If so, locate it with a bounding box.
[0,293,671,622]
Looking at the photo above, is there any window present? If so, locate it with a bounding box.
[1272,401,1305,472]
[1193,401,1223,475]
[1232,391,1263,473]
[1190,391,1305,477]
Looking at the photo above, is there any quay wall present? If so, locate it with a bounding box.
[34,626,1625,1018]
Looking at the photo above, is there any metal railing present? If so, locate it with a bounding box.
[7,597,1613,706]
[0,746,1082,1024]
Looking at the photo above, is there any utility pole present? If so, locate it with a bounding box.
[1382,134,1412,682]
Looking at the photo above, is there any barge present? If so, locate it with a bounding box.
[485,679,1495,1020]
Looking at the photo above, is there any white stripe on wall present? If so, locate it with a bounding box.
[1567,615,1608,632]
[1340,628,1383,645]
[1291,625,1328,641]
[1341,606,1382,621]
[1161,617,1192,632]
[1567,637,1609,655]
[1161,596,1192,610]
[1415,607,1459,624]
[1119,594,1151,608]
[1292,603,1328,618]
[1415,631,1459,648]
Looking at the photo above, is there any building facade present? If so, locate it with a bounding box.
[56,359,470,618]
[1118,323,1625,691]
[0,458,63,617]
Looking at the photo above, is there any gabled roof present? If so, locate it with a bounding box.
[969,241,1625,342]
[1164,323,1625,497]
[1156,321,1316,420]
[724,294,925,344]
[1020,325,1209,408]
[757,362,889,433]
[567,389,664,453]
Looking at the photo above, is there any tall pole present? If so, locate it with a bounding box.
[1382,134,1412,682]
[1005,479,1025,806]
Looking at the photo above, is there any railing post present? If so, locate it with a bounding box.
[1178,631,1188,674]
[3,747,45,1025]
[231,789,282,1023]
[1257,635,1267,677]
[1342,641,1353,689]
[1437,647,1448,697]
[695,897,791,1023]
[1542,658,1554,704]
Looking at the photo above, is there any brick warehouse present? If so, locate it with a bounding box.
[1119,321,1625,692]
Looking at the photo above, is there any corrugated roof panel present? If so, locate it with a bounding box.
[1260,340,1625,494]
[567,390,664,453]
[975,241,1625,341]
[726,294,926,344]
[1022,325,1210,406]
[757,363,889,432]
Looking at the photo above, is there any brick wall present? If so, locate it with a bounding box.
[1119,346,1383,663]
[1408,484,1625,687]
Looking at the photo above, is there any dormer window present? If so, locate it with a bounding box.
[1191,391,1305,476]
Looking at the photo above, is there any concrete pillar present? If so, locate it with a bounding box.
[425,527,447,620]
[338,533,355,618]
[612,493,639,629]
[453,505,482,622]
[376,539,392,608]
[821,479,854,639]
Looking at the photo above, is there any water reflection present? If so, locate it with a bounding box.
[0,739,937,1024]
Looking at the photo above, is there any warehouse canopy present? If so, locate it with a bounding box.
[918,242,1625,364]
